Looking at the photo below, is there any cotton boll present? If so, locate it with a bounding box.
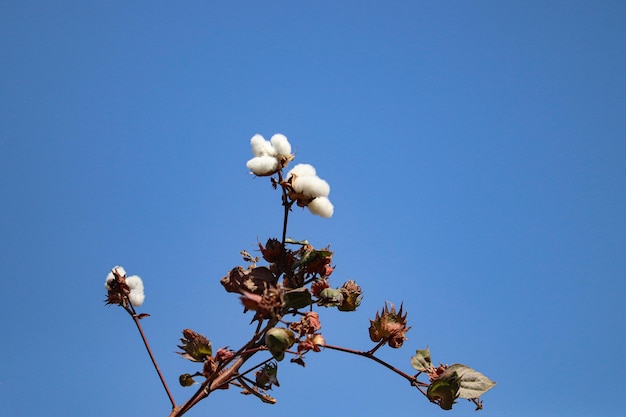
[105,274,114,290]
[270,134,291,156]
[307,197,334,218]
[287,163,317,180]
[126,275,144,291]
[129,289,145,306]
[250,134,276,157]
[105,265,126,289]
[247,155,279,176]
[293,175,330,197]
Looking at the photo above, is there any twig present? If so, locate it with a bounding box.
[126,307,177,409]
[323,343,429,393]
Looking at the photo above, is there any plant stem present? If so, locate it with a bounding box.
[323,343,429,392]
[127,309,177,409]
[278,171,290,247]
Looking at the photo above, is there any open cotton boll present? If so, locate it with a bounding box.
[128,289,145,306]
[287,163,317,180]
[293,175,330,197]
[270,134,291,156]
[250,134,276,157]
[105,265,126,289]
[126,275,144,291]
[247,155,279,176]
[307,197,334,218]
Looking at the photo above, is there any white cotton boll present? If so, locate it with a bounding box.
[126,275,144,291]
[293,175,330,197]
[307,197,334,218]
[129,289,145,306]
[270,134,291,156]
[105,273,114,290]
[247,155,279,176]
[250,134,276,157]
[287,163,317,180]
[105,265,126,289]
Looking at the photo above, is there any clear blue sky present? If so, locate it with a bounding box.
[1,1,625,416]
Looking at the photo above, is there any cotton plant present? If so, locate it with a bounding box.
[103,133,495,417]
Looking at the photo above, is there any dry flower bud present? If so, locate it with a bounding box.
[290,311,322,336]
[368,302,411,348]
[311,279,330,297]
[338,280,363,312]
[255,362,280,389]
[215,347,235,363]
[177,329,213,362]
[259,238,283,263]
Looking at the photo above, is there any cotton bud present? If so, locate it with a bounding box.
[265,327,296,361]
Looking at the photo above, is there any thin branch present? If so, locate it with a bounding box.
[125,307,177,410]
[323,343,429,393]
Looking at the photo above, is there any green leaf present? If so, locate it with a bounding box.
[283,287,313,309]
[292,248,332,270]
[285,238,310,245]
[427,372,460,410]
[447,364,496,399]
[317,288,343,307]
[410,347,433,372]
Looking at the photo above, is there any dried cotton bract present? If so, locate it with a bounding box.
[246,134,294,176]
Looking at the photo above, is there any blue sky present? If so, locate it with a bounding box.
[1,1,625,416]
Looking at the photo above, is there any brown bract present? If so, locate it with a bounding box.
[220,266,278,295]
[177,329,213,362]
[289,311,322,337]
[368,303,411,348]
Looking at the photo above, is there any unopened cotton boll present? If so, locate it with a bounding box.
[287,163,317,180]
[250,134,276,157]
[293,175,330,197]
[307,197,334,218]
[270,134,291,156]
[247,155,279,176]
